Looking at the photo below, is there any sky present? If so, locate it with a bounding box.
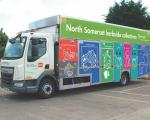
[0,0,150,36]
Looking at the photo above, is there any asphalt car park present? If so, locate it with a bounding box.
[1,78,150,120]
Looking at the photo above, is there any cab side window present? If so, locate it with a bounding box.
[27,37,47,62]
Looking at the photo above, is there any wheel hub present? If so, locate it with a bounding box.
[43,83,52,95]
[122,77,127,85]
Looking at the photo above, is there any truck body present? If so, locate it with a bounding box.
[1,15,150,98]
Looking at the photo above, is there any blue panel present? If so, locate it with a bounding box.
[79,41,100,84]
[138,45,149,76]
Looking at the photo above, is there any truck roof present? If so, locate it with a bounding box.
[21,32,52,37]
[29,15,60,30]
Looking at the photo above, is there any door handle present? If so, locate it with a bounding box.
[45,64,49,69]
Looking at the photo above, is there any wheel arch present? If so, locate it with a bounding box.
[41,75,58,90]
[121,71,130,81]
[37,71,59,90]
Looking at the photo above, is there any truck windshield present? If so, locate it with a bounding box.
[3,35,27,59]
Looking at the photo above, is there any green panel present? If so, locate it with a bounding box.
[114,43,124,82]
[101,43,113,83]
[60,17,150,45]
[131,45,138,79]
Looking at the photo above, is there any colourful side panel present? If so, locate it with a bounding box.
[114,43,124,82]
[101,43,113,83]
[124,44,131,70]
[131,45,138,79]
[79,41,100,84]
[138,45,150,76]
[59,39,78,78]
[59,39,78,62]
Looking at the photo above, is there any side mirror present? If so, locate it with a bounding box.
[9,38,15,43]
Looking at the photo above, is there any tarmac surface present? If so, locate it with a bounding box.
[1,79,150,120]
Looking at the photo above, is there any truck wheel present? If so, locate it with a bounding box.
[120,73,129,86]
[38,79,56,99]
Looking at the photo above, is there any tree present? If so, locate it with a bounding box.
[0,28,8,47]
[105,0,150,30]
[0,28,8,57]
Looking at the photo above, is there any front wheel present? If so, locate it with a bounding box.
[120,73,129,86]
[38,79,56,99]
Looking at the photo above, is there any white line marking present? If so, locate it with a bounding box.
[120,84,150,92]
[111,90,150,97]
[89,93,150,105]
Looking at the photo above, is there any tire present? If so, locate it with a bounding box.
[38,79,56,99]
[120,73,129,86]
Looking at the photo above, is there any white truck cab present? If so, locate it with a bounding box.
[1,16,61,98]
[1,32,58,98]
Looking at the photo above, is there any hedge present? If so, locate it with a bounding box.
[0,47,5,58]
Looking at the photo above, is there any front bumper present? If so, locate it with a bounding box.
[0,79,38,93]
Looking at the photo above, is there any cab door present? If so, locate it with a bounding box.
[25,36,51,80]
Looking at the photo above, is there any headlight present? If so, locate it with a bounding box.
[14,82,24,87]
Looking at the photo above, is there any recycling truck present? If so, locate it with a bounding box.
[1,15,150,98]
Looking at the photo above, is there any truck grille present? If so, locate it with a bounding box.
[1,67,14,84]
